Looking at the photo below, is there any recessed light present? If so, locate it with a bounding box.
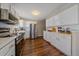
[32,10,40,16]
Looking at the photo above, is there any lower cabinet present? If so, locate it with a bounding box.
[6,47,15,56]
[43,31,47,41]
[57,34,71,56]
[16,39,24,56]
[43,31,72,56]
[0,40,15,56]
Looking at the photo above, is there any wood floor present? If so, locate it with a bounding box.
[20,37,65,56]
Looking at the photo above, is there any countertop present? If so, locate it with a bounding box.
[0,33,22,50]
[0,30,25,50]
[45,31,72,35]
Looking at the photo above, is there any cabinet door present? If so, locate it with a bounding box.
[43,31,48,41]
[52,15,60,26]
[0,9,9,19]
[50,33,60,48]
[0,40,15,56]
[0,4,10,10]
[46,19,52,27]
[43,31,47,40]
[46,16,56,27]
[6,47,15,56]
[46,15,60,27]
[50,16,56,26]
[46,32,51,42]
[46,19,49,27]
[44,32,53,42]
[59,5,78,25]
[59,34,71,56]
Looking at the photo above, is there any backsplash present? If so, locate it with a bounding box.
[0,22,18,37]
[57,24,79,32]
[46,24,79,33]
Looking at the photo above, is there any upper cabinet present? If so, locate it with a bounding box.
[0,8,9,19]
[0,3,10,10]
[46,15,60,27]
[0,3,18,18]
[46,5,79,27]
[58,5,78,25]
[0,4,19,25]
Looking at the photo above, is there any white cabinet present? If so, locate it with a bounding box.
[71,32,79,56]
[43,31,47,40]
[43,31,72,55]
[43,31,51,42]
[5,40,15,56]
[0,9,9,19]
[10,4,15,15]
[46,19,52,27]
[43,31,60,49]
[43,31,53,42]
[46,5,79,27]
[6,46,15,56]
[46,16,60,27]
[58,5,78,25]
[0,3,17,18]
[54,16,60,26]
[0,40,15,56]
[58,34,71,55]
[0,3,10,10]
[50,32,60,49]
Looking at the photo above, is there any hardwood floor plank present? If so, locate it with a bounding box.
[20,37,65,56]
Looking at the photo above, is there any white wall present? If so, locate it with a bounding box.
[62,25,79,32]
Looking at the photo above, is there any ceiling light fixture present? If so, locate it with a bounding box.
[32,10,40,16]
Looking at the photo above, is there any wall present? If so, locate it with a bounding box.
[36,20,46,36]
[62,24,79,32]
[23,20,37,39]
[22,20,46,39]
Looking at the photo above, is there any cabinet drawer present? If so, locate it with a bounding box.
[6,47,15,56]
[0,40,15,56]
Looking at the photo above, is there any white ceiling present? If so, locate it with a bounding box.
[13,3,75,20]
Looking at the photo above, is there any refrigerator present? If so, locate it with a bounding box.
[30,24,37,39]
[24,23,37,39]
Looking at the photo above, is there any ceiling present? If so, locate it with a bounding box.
[13,3,75,20]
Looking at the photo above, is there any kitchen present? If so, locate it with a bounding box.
[0,3,79,56]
